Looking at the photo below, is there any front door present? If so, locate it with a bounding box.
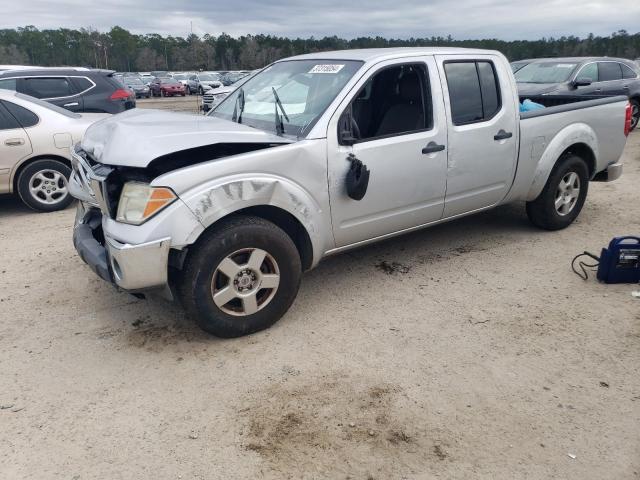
[327,57,448,247]
[435,55,518,218]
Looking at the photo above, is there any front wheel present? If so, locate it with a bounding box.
[179,216,302,337]
[526,154,589,230]
[17,159,73,212]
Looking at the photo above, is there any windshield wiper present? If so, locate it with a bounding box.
[231,87,245,124]
[271,87,290,136]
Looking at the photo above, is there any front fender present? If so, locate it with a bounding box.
[526,122,598,201]
[180,174,327,267]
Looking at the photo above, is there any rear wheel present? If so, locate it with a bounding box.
[630,99,639,131]
[17,159,73,212]
[179,215,302,337]
[526,154,589,230]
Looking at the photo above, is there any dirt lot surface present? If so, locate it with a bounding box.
[1,101,639,479]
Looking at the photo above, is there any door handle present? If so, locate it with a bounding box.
[422,142,445,154]
[4,138,25,146]
[63,102,79,107]
[493,130,513,141]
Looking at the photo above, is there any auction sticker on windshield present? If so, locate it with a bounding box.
[309,64,345,74]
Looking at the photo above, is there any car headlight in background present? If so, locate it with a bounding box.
[116,182,177,225]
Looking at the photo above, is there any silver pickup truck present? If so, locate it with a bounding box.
[69,48,632,337]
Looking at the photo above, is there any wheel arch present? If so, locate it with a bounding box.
[180,177,330,270]
[526,123,598,201]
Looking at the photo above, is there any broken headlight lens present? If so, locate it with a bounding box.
[116,182,177,225]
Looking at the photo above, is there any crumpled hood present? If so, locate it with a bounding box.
[81,108,292,168]
[516,82,571,97]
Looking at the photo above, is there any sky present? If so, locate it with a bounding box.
[3,0,640,40]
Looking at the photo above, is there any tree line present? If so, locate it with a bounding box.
[0,26,638,72]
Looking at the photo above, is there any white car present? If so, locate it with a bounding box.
[0,90,109,211]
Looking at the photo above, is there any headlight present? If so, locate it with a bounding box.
[116,182,177,225]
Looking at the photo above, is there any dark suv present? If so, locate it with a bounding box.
[515,57,640,130]
[0,68,136,114]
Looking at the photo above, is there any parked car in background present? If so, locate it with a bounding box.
[515,57,640,130]
[0,90,108,211]
[191,73,223,94]
[150,77,186,97]
[150,71,169,78]
[140,73,154,85]
[202,71,256,112]
[220,71,251,86]
[173,73,198,94]
[0,68,136,114]
[123,76,151,98]
[69,47,630,337]
[510,59,532,73]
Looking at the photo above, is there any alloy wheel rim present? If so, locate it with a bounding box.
[29,169,68,205]
[210,248,280,316]
[555,171,580,216]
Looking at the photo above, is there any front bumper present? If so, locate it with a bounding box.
[73,204,171,291]
[592,162,623,182]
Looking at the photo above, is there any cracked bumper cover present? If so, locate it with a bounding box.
[73,207,171,291]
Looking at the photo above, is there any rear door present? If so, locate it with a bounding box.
[21,76,84,112]
[597,62,625,96]
[435,55,518,218]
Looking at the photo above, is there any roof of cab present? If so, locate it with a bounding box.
[282,47,502,63]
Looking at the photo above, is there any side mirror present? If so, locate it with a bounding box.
[338,110,357,146]
[573,77,592,88]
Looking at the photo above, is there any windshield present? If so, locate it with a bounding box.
[15,92,80,118]
[199,74,219,81]
[173,74,187,80]
[126,78,143,85]
[211,59,362,138]
[162,78,180,85]
[515,62,578,83]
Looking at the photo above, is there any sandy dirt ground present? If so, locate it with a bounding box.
[1,98,639,479]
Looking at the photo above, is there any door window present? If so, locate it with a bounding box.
[24,77,74,98]
[0,104,21,130]
[345,63,431,142]
[0,78,17,91]
[444,61,502,125]
[2,101,39,127]
[598,63,622,82]
[577,63,598,82]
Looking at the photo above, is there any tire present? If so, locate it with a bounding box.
[526,154,589,230]
[181,93,186,97]
[179,215,302,338]
[630,98,639,132]
[17,159,74,212]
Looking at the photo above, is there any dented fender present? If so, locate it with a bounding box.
[525,123,598,201]
[179,175,328,267]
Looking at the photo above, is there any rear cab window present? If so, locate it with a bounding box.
[444,60,502,125]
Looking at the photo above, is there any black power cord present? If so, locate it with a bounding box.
[571,251,600,280]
